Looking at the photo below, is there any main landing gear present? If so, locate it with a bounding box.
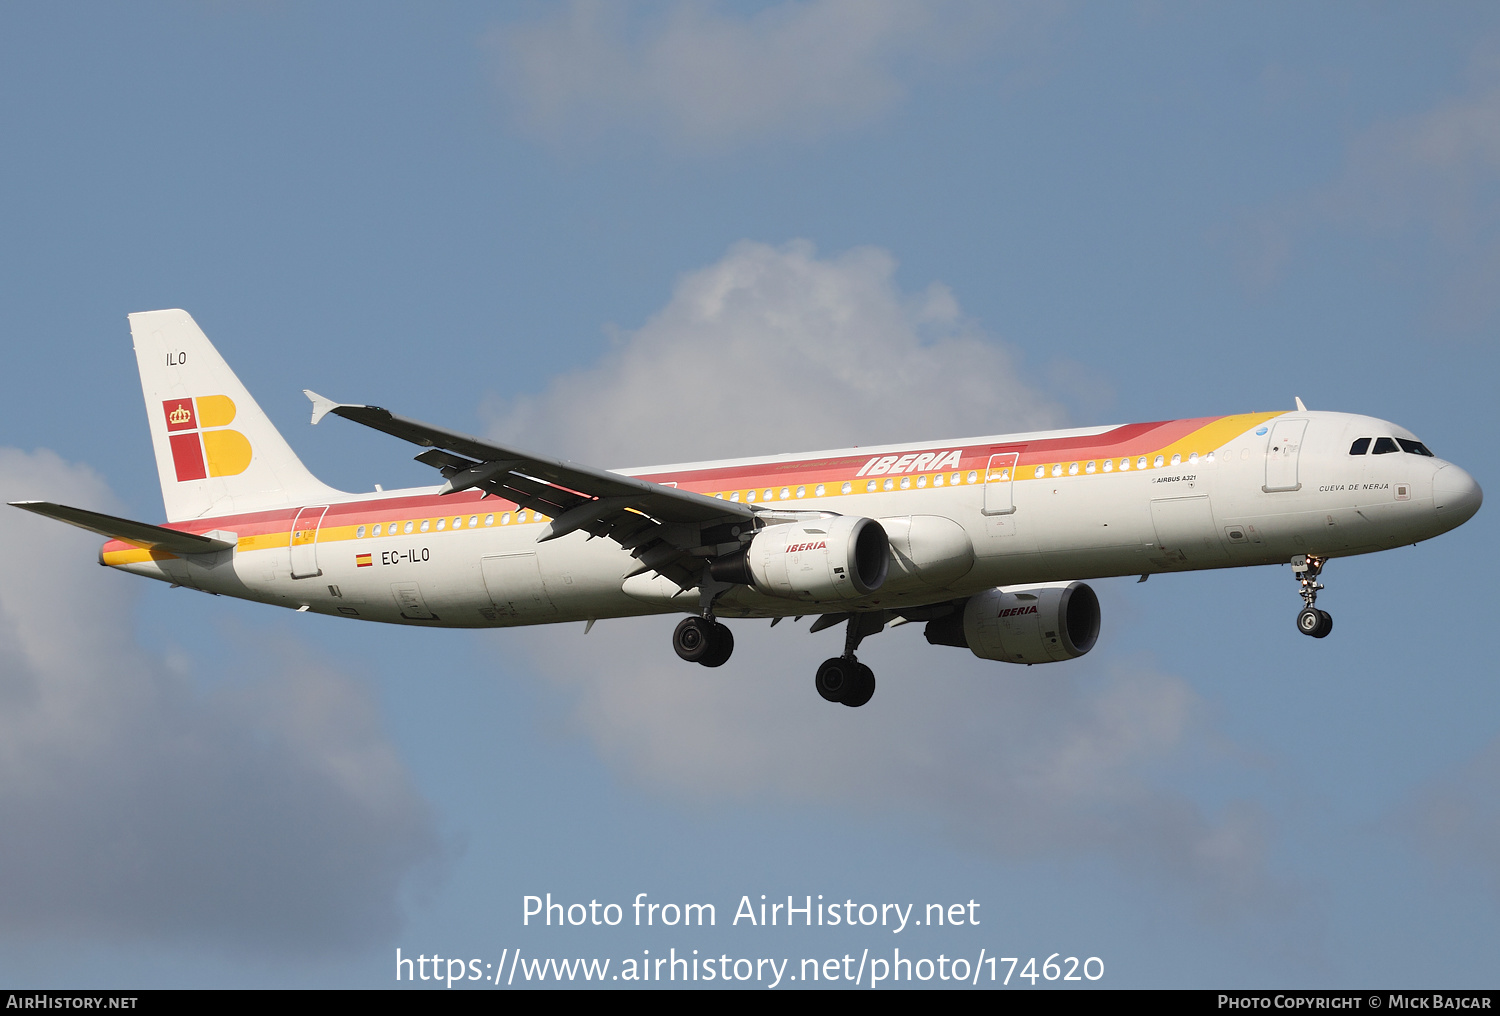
[673,615,734,667]
[815,613,882,708]
[671,609,882,708]
[1292,554,1333,639]
[815,657,875,708]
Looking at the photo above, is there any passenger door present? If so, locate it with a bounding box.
[1263,419,1308,492]
[288,505,329,579]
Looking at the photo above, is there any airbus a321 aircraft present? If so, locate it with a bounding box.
[13,310,1483,707]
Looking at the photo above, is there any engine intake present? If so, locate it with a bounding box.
[925,582,1101,664]
[711,516,889,602]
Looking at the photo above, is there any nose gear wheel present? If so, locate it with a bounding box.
[1291,555,1333,638]
[1297,606,1333,638]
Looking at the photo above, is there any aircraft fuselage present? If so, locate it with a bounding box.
[102,409,1481,628]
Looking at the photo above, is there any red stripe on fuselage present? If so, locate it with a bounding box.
[104,416,1235,550]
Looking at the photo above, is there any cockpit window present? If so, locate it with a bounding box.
[1397,438,1434,457]
[1372,437,1399,454]
[1349,438,1371,455]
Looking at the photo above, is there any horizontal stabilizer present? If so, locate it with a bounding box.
[9,501,235,556]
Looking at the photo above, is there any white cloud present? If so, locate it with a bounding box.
[490,239,1286,915]
[485,239,1066,466]
[514,620,1283,917]
[489,0,1030,151]
[0,449,439,953]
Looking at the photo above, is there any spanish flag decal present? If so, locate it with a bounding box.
[356,553,372,568]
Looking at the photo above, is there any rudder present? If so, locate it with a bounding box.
[130,309,343,521]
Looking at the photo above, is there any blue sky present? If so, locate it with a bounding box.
[0,1,1496,989]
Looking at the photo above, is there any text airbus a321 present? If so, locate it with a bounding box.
[13,310,1483,707]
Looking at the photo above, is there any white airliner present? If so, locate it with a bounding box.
[12,310,1483,707]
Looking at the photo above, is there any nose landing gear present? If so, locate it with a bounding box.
[1292,554,1333,638]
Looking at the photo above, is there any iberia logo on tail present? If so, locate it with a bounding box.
[162,395,252,481]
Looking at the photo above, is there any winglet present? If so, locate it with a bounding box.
[1294,396,1307,412]
[305,390,355,426]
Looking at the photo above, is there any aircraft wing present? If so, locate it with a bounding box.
[306,391,755,588]
[9,501,235,556]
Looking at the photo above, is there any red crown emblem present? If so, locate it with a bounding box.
[169,405,191,424]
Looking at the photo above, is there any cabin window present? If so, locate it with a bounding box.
[1137,457,1148,469]
[1349,438,1371,455]
[435,519,445,531]
[469,516,479,528]
[1085,461,1096,474]
[899,476,910,490]
[1171,453,1181,466]
[403,521,414,534]
[1068,462,1079,476]
[932,474,944,487]
[816,484,826,496]
[1120,458,1131,471]
[781,487,791,499]
[840,482,851,494]
[1372,437,1399,455]
[420,520,431,533]
[795,486,806,498]
[916,475,928,488]
[1153,455,1165,468]
[866,479,878,492]
[356,525,366,538]
[729,490,740,501]
[883,478,894,491]
[966,471,978,484]
[1102,459,1113,472]
[1397,439,1434,457]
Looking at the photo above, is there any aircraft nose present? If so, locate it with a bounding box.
[1433,464,1483,525]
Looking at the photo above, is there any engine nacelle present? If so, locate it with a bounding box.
[711,516,889,602]
[925,582,1101,664]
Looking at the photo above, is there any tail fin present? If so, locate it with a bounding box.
[130,309,344,521]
